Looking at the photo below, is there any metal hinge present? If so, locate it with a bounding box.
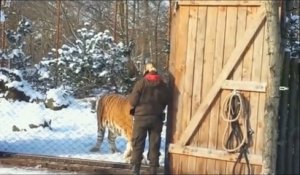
[173,0,179,15]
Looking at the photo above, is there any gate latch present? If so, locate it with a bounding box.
[279,86,289,91]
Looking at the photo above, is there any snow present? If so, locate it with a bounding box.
[0,68,44,101]
[45,88,73,107]
[0,11,6,23]
[0,165,76,174]
[0,96,166,173]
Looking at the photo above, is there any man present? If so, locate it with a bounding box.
[128,63,170,175]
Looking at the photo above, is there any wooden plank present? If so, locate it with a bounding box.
[250,5,265,154]
[200,4,218,146]
[203,6,218,174]
[168,1,178,73]
[229,7,255,174]
[0,152,165,174]
[182,6,198,136]
[223,6,239,174]
[182,6,198,173]
[167,9,180,173]
[216,6,236,174]
[254,14,268,174]
[172,6,190,141]
[214,6,227,174]
[179,154,190,173]
[233,6,247,81]
[170,7,190,175]
[168,7,177,143]
[208,5,226,174]
[178,7,266,146]
[169,144,263,166]
[178,1,262,7]
[168,0,180,144]
[192,6,207,174]
[248,7,264,174]
[221,80,267,92]
[192,6,207,134]
[256,14,269,155]
[168,154,174,174]
[239,6,255,156]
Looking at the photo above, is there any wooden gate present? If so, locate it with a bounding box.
[167,0,270,174]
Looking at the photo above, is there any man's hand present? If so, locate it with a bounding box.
[130,108,135,115]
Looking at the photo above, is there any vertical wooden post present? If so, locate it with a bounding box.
[262,1,283,174]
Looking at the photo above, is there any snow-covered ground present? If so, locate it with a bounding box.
[0,165,77,174]
[0,98,166,173]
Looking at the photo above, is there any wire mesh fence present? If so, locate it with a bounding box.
[0,97,167,165]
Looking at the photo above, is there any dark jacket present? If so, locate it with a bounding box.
[128,72,169,117]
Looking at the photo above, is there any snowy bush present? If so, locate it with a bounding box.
[0,18,33,71]
[36,24,136,98]
[0,68,44,102]
[284,14,299,58]
[44,87,74,110]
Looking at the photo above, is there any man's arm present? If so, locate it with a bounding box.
[128,79,143,107]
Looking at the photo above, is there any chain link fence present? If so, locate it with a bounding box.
[0,97,167,165]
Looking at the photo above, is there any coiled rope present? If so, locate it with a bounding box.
[221,90,253,174]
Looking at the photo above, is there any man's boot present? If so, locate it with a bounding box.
[132,164,141,175]
[149,166,157,175]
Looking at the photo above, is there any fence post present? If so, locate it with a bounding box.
[295,60,300,174]
[276,52,290,174]
[287,58,299,174]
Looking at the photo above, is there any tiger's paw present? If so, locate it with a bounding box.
[124,156,131,164]
[142,155,148,165]
[111,148,121,153]
[90,147,100,152]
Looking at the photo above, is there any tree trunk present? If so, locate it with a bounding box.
[154,1,162,66]
[55,0,62,87]
[142,0,149,64]
[114,1,118,40]
[125,0,129,46]
[262,1,283,174]
[118,0,125,43]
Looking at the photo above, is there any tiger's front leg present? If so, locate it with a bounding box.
[90,126,105,152]
[124,141,132,163]
[108,129,120,153]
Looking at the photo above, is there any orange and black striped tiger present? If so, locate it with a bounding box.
[90,94,133,162]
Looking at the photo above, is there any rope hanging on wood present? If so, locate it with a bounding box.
[221,90,253,174]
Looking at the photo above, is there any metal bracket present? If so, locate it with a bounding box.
[279,86,289,91]
[173,0,179,15]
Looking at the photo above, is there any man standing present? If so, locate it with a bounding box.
[128,63,170,175]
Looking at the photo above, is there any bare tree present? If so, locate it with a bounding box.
[1,0,170,75]
[154,0,162,66]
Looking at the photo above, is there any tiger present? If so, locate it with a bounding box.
[89,93,134,163]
